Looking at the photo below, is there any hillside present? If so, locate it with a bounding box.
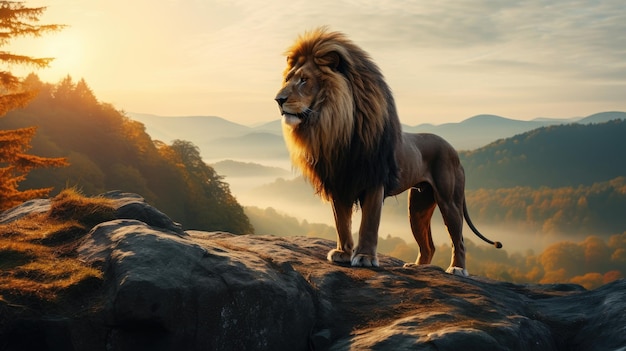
[460,119,626,189]
[0,76,252,233]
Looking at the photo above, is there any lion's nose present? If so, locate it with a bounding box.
[275,96,287,107]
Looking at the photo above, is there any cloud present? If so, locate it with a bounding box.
[229,0,626,84]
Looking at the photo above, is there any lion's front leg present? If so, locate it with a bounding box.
[327,198,354,264]
[352,186,384,267]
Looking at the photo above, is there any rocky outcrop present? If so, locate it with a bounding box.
[1,192,625,350]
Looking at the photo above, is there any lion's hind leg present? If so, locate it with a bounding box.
[435,186,469,277]
[405,183,437,268]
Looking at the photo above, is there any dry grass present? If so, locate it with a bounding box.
[0,189,115,307]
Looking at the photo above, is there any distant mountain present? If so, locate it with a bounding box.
[128,112,252,143]
[404,114,572,150]
[128,113,286,160]
[211,160,290,178]
[128,111,625,161]
[252,120,283,135]
[404,112,623,150]
[577,111,625,124]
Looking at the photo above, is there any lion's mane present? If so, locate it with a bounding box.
[282,28,402,205]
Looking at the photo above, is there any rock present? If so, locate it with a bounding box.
[101,190,185,235]
[1,193,625,350]
[77,229,626,351]
[77,221,315,351]
[0,198,50,224]
[0,191,184,235]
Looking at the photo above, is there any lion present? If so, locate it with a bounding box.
[274,28,502,276]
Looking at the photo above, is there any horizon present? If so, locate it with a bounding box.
[8,1,626,125]
[129,110,624,128]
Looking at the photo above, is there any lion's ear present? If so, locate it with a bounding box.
[286,55,296,68]
[316,51,346,74]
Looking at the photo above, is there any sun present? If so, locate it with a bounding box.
[39,28,86,77]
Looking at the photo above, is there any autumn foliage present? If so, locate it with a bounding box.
[1,2,67,209]
[0,76,252,234]
[0,127,67,209]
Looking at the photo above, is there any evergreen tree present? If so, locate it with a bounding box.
[0,2,67,209]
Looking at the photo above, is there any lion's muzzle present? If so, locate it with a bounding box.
[275,93,307,127]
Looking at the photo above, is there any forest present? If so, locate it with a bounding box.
[465,178,626,236]
[0,75,252,234]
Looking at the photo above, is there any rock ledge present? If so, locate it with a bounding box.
[1,192,624,351]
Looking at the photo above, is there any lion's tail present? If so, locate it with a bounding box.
[463,199,503,249]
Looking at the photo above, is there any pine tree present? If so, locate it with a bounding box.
[1,2,67,210]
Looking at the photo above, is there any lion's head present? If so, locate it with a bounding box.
[275,28,401,204]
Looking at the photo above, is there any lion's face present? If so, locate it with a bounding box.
[275,60,321,127]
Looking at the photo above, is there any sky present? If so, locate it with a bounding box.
[8,0,626,126]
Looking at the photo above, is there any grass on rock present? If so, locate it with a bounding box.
[0,189,115,307]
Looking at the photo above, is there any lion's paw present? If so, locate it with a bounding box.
[445,266,469,277]
[351,253,379,267]
[327,249,352,264]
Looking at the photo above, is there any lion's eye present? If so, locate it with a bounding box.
[299,77,308,84]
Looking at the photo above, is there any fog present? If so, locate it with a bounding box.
[218,168,578,255]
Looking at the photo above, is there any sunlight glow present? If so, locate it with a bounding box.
[40,29,85,78]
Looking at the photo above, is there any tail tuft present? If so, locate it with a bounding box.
[464,199,503,249]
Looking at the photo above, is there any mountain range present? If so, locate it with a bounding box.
[128,111,626,161]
